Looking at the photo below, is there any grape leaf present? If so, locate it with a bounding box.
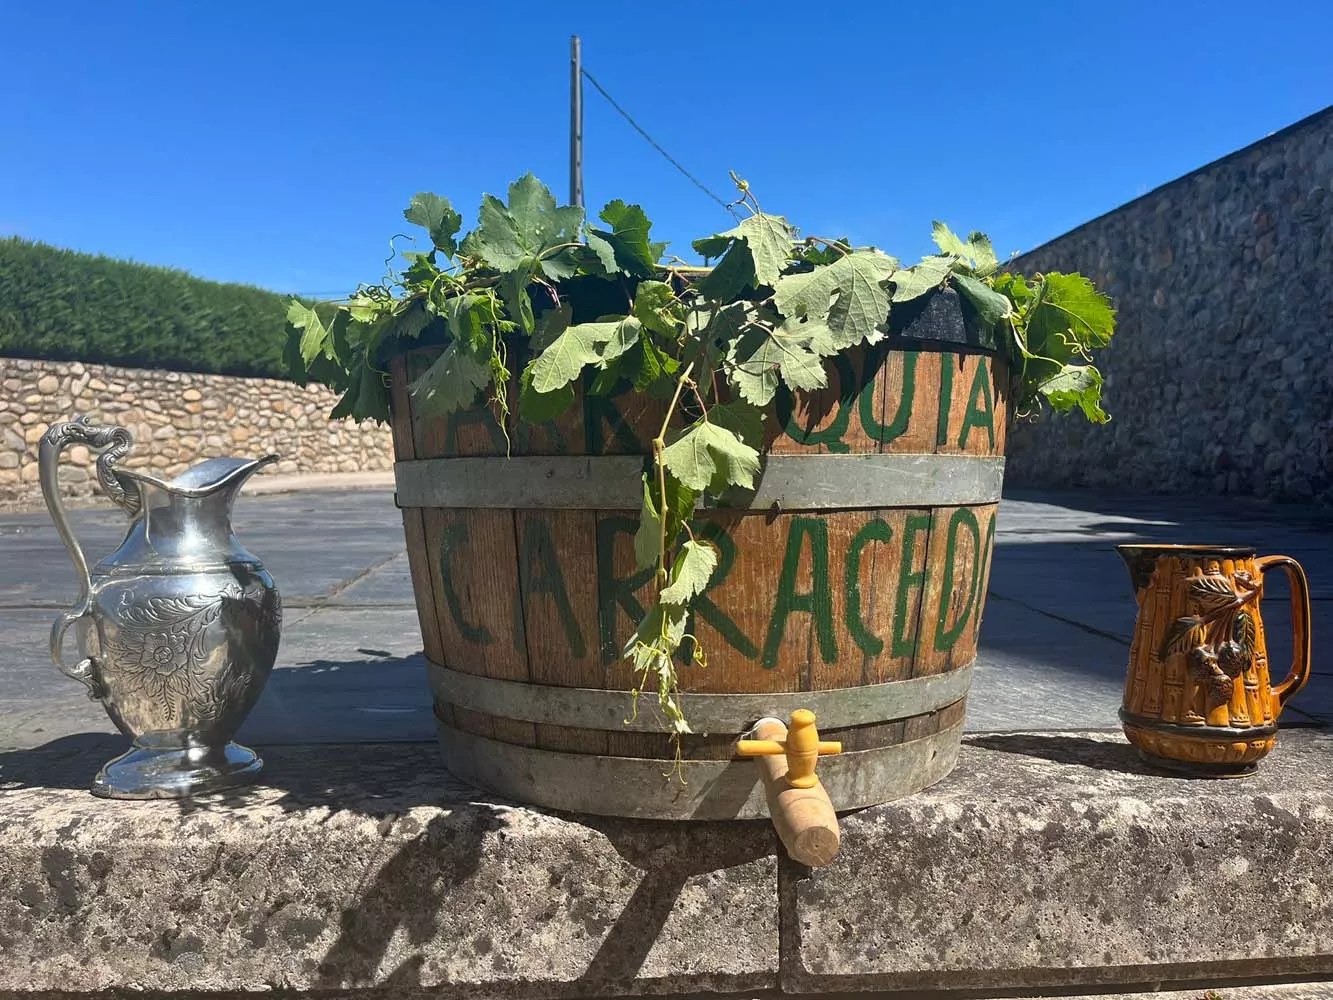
[725,330,781,407]
[632,471,700,574]
[624,603,688,668]
[1040,364,1108,423]
[526,316,640,393]
[952,273,1012,328]
[586,200,656,278]
[401,250,440,287]
[701,299,761,343]
[410,341,493,416]
[462,194,526,269]
[500,265,536,334]
[289,302,331,365]
[623,600,690,734]
[931,223,999,276]
[591,336,672,396]
[697,240,757,300]
[506,173,584,252]
[634,336,679,391]
[530,302,572,354]
[537,246,584,281]
[662,418,761,493]
[966,231,998,274]
[330,357,391,424]
[460,174,582,276]
[799,237,852,266]
[345,293,384,326]
[708,400,764,449]
[518,366,575,423]
[773,266,838,320]
[389,299,431,341]
[526,324,606,392]
[693,212,794,292]
[585,230,617,274]
[727,320,829,406]
[825,250,896,348]
[343,315,384,357]
[890,256,952,302]
[692,234,733,258]
[932,221,971,259]
[632,280,682,338]
[588,363,628,397]
[404,193,463,255]
[437,293,492,351]
[634,476,664,572]
[660,540,720,605]
[992,271,1035,313]
[662,473,698,546]
[599,315,642,365]
[1027,272,1117,356]
[733,213,794,286]
[775,250,894,347]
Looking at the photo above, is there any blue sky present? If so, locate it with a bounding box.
[3,2,1330,298]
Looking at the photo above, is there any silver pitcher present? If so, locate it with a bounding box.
[40,417,282,798]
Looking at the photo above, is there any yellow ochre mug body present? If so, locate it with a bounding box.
[1117,545,1312,776]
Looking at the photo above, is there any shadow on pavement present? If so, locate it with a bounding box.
[977,515,1329,725]
[963,732,1157,775]
[0,732,128,790]
[241,651,436,746]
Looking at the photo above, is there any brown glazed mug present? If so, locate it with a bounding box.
[1116,544,1312,776]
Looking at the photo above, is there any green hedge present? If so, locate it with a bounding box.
[0,237,297,377]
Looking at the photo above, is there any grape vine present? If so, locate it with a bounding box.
[286,172,1116,757]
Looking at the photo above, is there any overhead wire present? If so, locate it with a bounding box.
[580,68,740,219]
[298,63,738,297]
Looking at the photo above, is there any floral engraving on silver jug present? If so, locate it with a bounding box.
[39,416,283,799]
[109,585,280,720]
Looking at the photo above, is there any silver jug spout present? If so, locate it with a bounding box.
[169,454,280,494]
[99,454,280,573]
[120,454,279,508]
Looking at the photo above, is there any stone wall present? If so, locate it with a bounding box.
[0,356,394,510]
[1004,105,1333,504]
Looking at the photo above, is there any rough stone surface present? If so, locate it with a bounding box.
[1005,106,1333,506]
[0,742,778,997]
[786,729,1333,993]
[0,355,393,511]
[3,733,1333,995]
[982,986,1333,1000]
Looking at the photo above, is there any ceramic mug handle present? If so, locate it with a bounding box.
[1256,555,1312,710]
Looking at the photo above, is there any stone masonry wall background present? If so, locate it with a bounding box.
[0,356,393,510]
[1004,106,1333,504]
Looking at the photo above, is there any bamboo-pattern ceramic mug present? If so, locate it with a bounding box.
[1116,544,1311,775]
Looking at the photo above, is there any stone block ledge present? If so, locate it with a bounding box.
[0,730,1330,998]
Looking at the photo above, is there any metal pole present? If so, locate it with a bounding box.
[570,35,584,209]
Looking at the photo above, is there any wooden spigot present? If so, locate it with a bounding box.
[737,710,842,867]
[737,709,842,787]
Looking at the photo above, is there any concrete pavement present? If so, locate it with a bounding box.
[0,488,1328,750]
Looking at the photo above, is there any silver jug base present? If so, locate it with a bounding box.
[91,742,263,799]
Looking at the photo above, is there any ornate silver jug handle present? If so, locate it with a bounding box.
[39,418,136,699]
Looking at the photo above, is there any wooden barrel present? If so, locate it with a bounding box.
[390,288,1006,819]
